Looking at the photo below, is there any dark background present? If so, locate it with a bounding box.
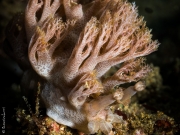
[129,0,180,119]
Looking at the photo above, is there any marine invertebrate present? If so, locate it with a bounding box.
[5,0,159,134]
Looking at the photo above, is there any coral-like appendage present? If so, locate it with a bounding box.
[5,0,159,134]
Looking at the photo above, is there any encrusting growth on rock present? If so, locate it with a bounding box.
[4,0,159,134]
